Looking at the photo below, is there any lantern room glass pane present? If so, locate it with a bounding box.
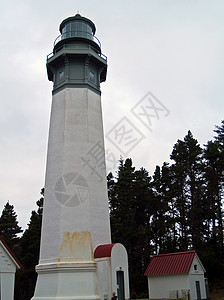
[61,20,94,40]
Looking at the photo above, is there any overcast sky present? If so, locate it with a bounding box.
[1,0,224,231]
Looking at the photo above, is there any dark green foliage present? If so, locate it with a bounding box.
[151,163,179,254]
[170,130,206,250]
[214,120,224,148]
[20,210,42,269]
[0,201,22,250]
[14,189,44,300]
[109,121,224,296]
[151,164,174,254]
[15,270,37,300]
[198,242,224,280]
[203,125,224,261]
[108,158,153,295]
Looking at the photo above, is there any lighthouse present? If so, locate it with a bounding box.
[32,14,129,300]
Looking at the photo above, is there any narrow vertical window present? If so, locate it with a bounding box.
[59,70,65,82]
[89,71,95,83]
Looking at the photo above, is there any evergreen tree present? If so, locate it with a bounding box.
[170,131,205,250]
[109,158,136,247]
[108,158,153,296]
[15,189,44,300]
[214,120,224,149]
[170,138,190,250]
[107,123,224,286]
[213,120,224,259]
[214,120,224,194]
[131,167,153,293]
[203,121,224,261]
[161,162,179,253]
[151,165,169,254]
[151,163,177,254]
[0,201,22,250]
[204,143,222,239]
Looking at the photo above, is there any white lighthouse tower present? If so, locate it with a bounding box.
[32,14,129,300]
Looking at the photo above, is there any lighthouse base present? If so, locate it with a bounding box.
[31,261,100,300]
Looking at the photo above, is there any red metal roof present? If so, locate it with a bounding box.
[94,243,116,258]
[0,236,24,270]
[144,250,196,276]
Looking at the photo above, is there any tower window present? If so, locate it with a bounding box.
[59,70,65,81]
[89,71,95,83]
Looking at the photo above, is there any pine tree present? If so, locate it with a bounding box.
[170,131,205,250]
[214,120,224,193]
[170,138,191,250]
[15,189,44,300]
[131,167,153,293]
[108,158,153,296]
[109,158,136,246]
[213,121,224,260]
[151,163,177,254]
[214,120,224,148]
[151,165,168,254]
[0,201,22,250]
[203,121,224,261]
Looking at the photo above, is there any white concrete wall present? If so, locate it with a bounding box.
[148,274,189,299]
[96,258,112,300]
[96,244,130,300]
[0,273,15,300]
[189,256,207,300]
[111,244,130,300]
[39,88,111,265]
[0,247,16,300]
[33,87,112,299]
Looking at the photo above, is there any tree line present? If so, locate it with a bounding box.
[0,189,43,300]
[108,120,224,296]
[0,121,223,299]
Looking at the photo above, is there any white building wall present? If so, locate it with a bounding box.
[111,244,130,300]
[96,244,130,300]
[189,275,207,300]
[0,247,17,300]
[147,255,207,300]
[189,256,207,300]
[96,258,112,300]
[148,274,189,299]
[1,273,15,300]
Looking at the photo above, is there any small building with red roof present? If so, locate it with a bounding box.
[0,236,23,300]
[144,250,208,300]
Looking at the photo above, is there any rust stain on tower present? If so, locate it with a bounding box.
[59,231,94,260]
